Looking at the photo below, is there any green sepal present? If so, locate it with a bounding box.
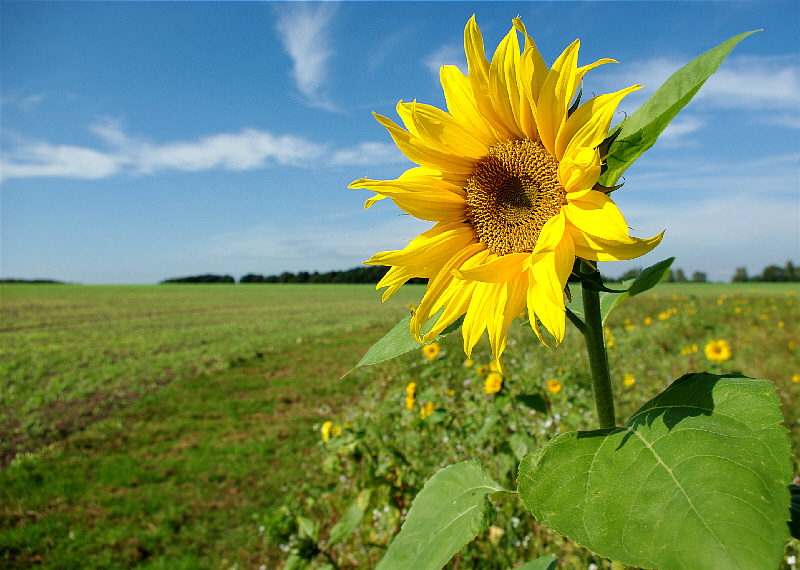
[567,257,674,326]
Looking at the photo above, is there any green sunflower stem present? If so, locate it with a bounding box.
[580,260,617,429]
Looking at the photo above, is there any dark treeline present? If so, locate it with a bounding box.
[240,266,427,285]
[604,261,798,284]
[0,279,65,284]
[159,260,798,285]
[161,274,236,284]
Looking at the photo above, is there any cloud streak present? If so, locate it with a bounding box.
[274,2,338,111]
[0,121,408,180]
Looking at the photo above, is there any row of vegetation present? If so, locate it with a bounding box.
[158,260,799,286]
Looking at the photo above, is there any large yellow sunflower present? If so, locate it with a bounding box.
[352,16,663,374]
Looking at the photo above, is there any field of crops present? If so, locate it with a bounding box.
[1,282,798,569]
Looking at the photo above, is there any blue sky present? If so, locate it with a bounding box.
[1,1,798,284]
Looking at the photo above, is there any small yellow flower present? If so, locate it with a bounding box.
[546,379,562,394]
[406,382,417,396]
[405,395,416,410]
[717,298,724,305]
[735,307,742,314]
[445,388,455,396]
[423,342,441,360]
[463,358,474,368]
[477,364,490,378]
[489,360,500,372]
[420,401,435,419]
[321,421,333,442]
[623,373,636,387]
[644,317,652,326]
[658,312,669,321]
[692,343,698,352]
[669,307,678,314]
[790,340,796,350]
[778,321,785,328]
[792,374,800,384]
[624,318,631,325]
[331,425,342,437]
[704,339,732,364]
[625,324,635,331]
[607,339,615,348]
[484,372,503,395]
[488,525,505,545]
[681,346,693,356]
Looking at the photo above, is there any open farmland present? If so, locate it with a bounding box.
[0,283,424,465]
[1,282,798,569]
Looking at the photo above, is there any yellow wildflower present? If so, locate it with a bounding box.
[406,382,417,396]
[546,379,562,394]
[792,374,799,384]
[405,395,416,410]
[623,373,636,387]
[477,364,490,377]
[331,426,342,437]
[625,324,635,331]
[704,339,732,364]
[692,343,698,352]
[658,312,669,321]
[420,401,435,419]
[423,342,441,360]
[681,346,693,356]
[463,358,474,368]
[484,372,503,394]
[355,16,661,375]
[321,421,333,442]
[644,317,652,326]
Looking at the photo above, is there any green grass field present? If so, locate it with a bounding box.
[1,282,798,569]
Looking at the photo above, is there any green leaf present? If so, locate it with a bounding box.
[376,460,505,570]
[599,31,758,187]
[518,373,792,570]
[347,310,464,374]
[515,556,559,570]
[567,257,674,325]
[327,489,371,546]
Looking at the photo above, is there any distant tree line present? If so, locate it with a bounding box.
[603,260,798,284]
[240,266,427,285]
[0,278,64,284]
[160,274,235,284]
[731,261,799,282]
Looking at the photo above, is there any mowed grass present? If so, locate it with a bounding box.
[0,283,423,464]
[1,282,798,569]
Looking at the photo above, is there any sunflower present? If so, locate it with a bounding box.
[353,16,663,374]
[704,339,732,364]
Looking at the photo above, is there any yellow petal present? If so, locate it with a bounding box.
[536,39,580,156]
[373,112,474,177]
[400,100,488,159]
[488,272,529,375]
[570,225,665,261]
[528,278,565,345]
[364,194,386,209]
[412,243,486,341]
[557,85,641,161]
[563,191,631,242]
[440,65,496,147]
[453,252,529,283]
[462,280,498,357]
[365,222,476,275]
[464,16,515,141]
[489,25,524,138]
[530,211,566,259]
[558,147,601,193]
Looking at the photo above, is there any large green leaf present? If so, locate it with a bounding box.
[376,460,504,570]
[348,310,464,373]
[516,555,559,570]
[599,31,758,187]
[518,373,792,570]
[567,257,674,325]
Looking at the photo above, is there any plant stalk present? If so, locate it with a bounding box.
[580,261,617,429]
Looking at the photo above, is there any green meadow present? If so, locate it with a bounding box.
[1,282,798,568]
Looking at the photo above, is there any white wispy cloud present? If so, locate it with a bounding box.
[327,142,406,167]
[0,121,410,181]
[424,45,467,76]
[274,2,338,112]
